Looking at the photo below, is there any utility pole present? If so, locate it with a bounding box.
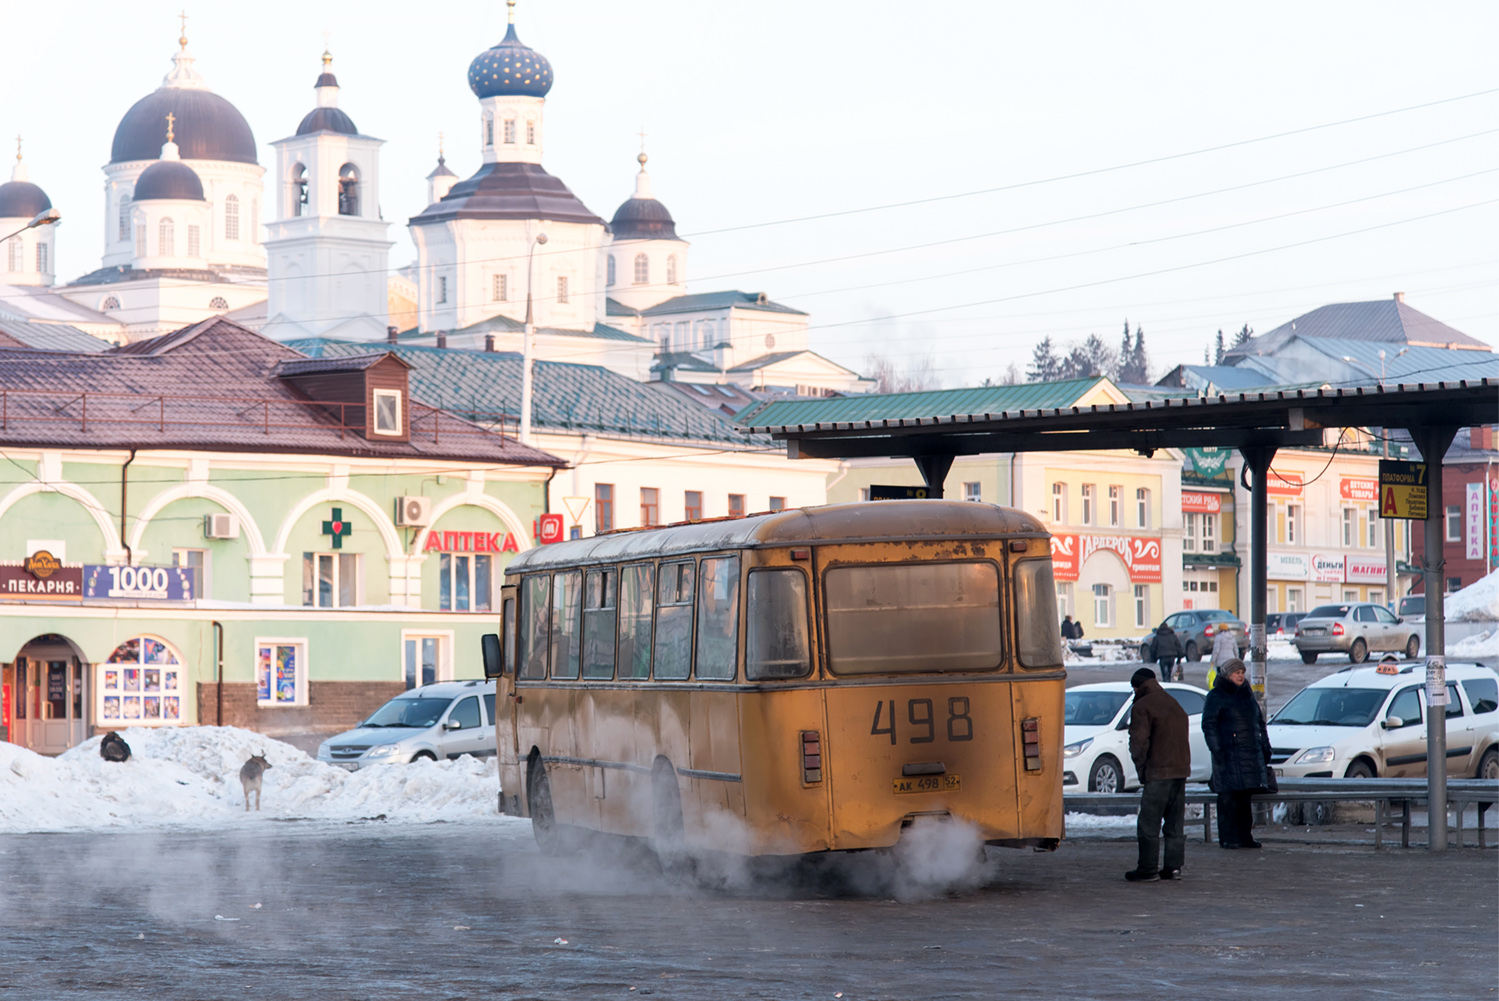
[519,231,548,446]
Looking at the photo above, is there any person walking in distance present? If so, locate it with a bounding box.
[1209,624,1238,686]
[1124,667,1192,882]
[1152,620,1182,683]
[1060,615,1083,641]
[1202,659,1273,849]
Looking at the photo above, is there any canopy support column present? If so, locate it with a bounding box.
[913,454,955,499]
[1240,446,1276,716]
[1409,425,1456,851]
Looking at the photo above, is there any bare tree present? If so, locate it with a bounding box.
[864,352,942,394]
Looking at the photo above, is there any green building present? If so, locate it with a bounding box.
[0,319,563,754]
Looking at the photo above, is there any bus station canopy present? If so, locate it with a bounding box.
[737,379,1498,460]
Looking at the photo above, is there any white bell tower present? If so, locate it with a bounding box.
[262,50,392,340]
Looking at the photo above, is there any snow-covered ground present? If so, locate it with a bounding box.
[0,726,505,834]
[1446,569,1499,623]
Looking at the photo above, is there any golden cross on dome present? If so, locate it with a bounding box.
[322,29,332,66]
[438,131,445,158]
[178,9,189,48]
[507,0,516,23]
[14,135,21,162]
[637,127,648,167]
[165,112,176,143]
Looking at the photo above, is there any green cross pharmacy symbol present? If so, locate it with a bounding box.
[322,508,353,549]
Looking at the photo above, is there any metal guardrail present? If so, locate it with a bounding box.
[1064,777,1499,849]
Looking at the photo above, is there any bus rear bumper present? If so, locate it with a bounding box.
[986,837,1061,852]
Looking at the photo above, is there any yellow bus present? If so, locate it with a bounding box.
[482,500,1066,858]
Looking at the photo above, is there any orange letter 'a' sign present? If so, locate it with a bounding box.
[1383,486,1398,516]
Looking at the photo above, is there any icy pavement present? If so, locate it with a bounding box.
[0,726,504,833]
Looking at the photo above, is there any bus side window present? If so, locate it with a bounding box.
[746,569,811,680]
[654,561,696,681]
[501,593,517,675]
[694,555,740,680]
[550,571,583,680]
[1014,559,1063,668]
[582,568,618,679]
[518,575,551,679]
[619,563,655,679]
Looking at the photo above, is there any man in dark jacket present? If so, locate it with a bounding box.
[1060,615,1083,640]
[1202,658,1272,849]
[1124,668,1191,882]
[1152,621,1182,682]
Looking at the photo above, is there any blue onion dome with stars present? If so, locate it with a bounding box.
[467,18,554,99]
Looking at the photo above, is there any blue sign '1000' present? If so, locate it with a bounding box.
[83,565,195,601]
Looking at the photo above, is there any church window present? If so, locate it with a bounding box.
[159,218,175,256]
[102,296,120,310]
[666,255,678,284]
[187,225,200,258]
[135,224,146,253]
[251,199,259,242]
[291,164,308,217]
[503,118,516,144]
[493,274,508,302]
[210,296,229,310]
[437,276,448,304]
[118,195,132,241]
[633,253,649,285]
[484,115,494,147]
[225,195,240,240]
[35,242,47,274]
[606,255,616,286]
[556,276,569,304]
[6,238,20,272]
[526,119,535,144]
[338,164,360,217]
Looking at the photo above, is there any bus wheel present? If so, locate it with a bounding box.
[527,756,563,856]
[652,764,689,872]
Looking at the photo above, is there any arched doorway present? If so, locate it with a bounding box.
[6,634,88,755]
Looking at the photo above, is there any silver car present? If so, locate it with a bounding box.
[1293,603,1422,665]
[315,680,497,770]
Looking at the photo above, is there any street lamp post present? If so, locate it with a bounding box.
[518,232,548,446]
[0,207,62,244]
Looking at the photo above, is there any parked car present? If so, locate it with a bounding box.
[1267,662,1499,779]
[315,680,496,770]
[1266,612,1307,638]
[1292,602,1421,664]
[1138,609,1248,663]
[1062,681,1212,792]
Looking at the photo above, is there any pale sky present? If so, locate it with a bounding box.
[6,0,1496,384]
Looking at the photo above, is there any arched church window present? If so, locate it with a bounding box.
[118,195,132,241]
[102,296,120,310]
[35,242,47,274]
[633,253,649,285]
[503,118,517,144]
[290,164,308,217]
[338,164,360,217]
[606,255,615,286]
[666,255,678,284]
[210,296,229,310]
[135,224,146,252]
[7,238,21,272]
[225,195,240,241]
[526,120,536,144]
[159,218,175,256]
[187,225,200,258]
[484,115,495,147]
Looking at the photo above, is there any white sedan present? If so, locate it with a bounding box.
[1063,681,1212,792]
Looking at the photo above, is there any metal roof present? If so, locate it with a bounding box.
[505,499,1047,572]
[0,318,110,353]
[1229,298,1489,357]
[642,291,807,317]
[740,380,1499,460]
[734,376,1109,428]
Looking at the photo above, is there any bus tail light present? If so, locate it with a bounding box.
[801,730,822,784]
[1021,717,1042,772]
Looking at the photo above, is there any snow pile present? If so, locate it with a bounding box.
[1449,629,1498,660]
[1444,570,1499,623]
[1267,640,1301,661]
[0,726,501,833]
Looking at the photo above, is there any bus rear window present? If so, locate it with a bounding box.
[746,569,810,680]
[825,562,1001,675]
[1014,560,1063,668]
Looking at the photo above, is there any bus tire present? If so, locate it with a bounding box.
[652,762,688,871]
[527,754,564,855]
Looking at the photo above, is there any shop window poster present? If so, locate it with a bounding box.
[276,645,298,704]
[163,696,180,720]
[103,696,120,720]
[108,638,139,664]
[143,697,161,719]
[123,668,140,692]
[144,670,160,693]
[123,697,141,720]
[257,647,273,702]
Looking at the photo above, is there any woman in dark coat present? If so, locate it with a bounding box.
[1201,659,1272,848]
[1152,621,1182,683]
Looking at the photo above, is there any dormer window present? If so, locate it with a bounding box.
[118,195,132,241]
[606,255,615,286]
[557,276,569,304]
[633,253,649,285]
[526,119,535,144]
[372,389,403,437]
[159,218,175,256]
[503,118,517,144]
[667,255,678,284]
[484,115,495,147]
[225,194,240,240]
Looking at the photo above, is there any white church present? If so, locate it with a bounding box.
[0,6,871,397]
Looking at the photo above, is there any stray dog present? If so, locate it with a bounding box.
[99,731,132,762]
[240,751,271,811]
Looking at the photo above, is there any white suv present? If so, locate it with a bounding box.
[1267,662,1499,780]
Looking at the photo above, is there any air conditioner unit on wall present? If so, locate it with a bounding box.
[204,513,239,539]
[396,496,432,527]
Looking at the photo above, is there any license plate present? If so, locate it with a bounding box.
[335,762,359,772]
[893,774,961,795]
[1305,629,1324,635]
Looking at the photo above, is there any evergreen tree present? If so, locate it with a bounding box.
[1027,337,1062,382]
[1128,324,1149,383]
[1232,323,1254,347]
[1214,329,1226,365]
[1119,320,1133,371]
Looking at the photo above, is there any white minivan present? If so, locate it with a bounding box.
[315,680,496,770]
